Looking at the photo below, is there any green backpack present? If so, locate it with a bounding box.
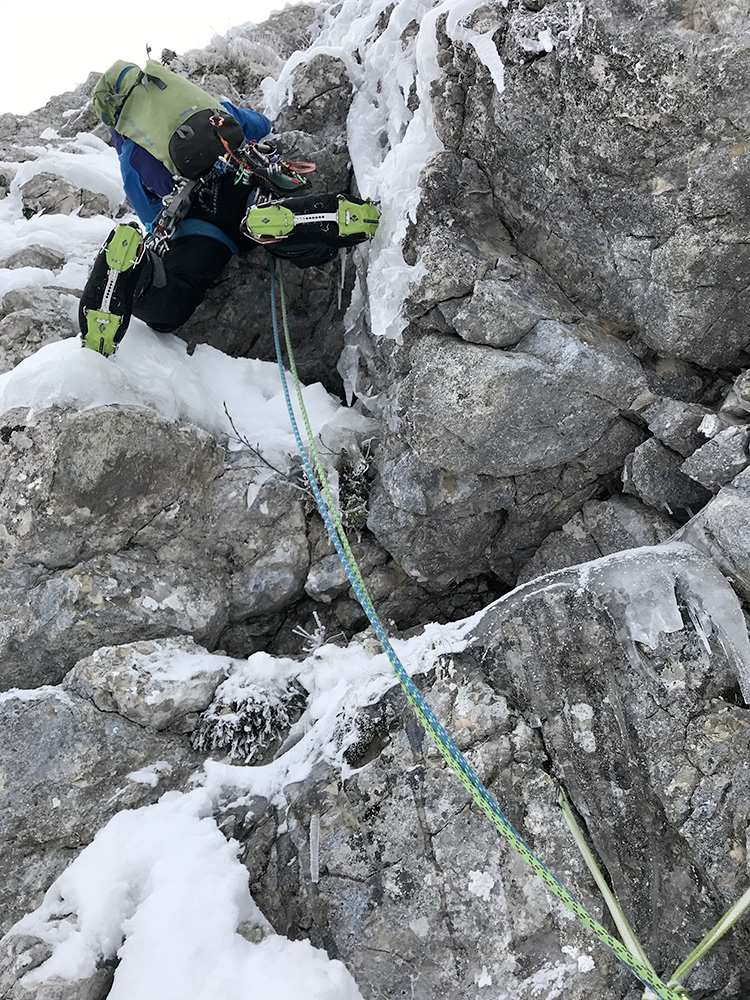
[92,59,245,178]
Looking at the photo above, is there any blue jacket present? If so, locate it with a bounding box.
[112,101,271,225]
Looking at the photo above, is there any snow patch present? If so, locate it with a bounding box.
[475,965,493,987]
[13,794,363,1000]
[127,762,173,787]
[0,325,373,477]
[468,870,495,901]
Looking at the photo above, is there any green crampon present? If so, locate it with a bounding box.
[82,309,122,356]
[105,224,143,271]
[337,198,379,238]
[244,197,380,241]
[244,203,296,239]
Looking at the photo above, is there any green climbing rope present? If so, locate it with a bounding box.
[270,257,707,1000]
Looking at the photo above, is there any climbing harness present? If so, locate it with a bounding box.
[268,255,750,999]
[145,176,203,256]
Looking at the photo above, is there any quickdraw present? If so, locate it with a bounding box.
[209,120,314,196]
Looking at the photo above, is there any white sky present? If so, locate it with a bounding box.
[0,0,298,115]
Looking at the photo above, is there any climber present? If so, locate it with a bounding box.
[78,59,379,356]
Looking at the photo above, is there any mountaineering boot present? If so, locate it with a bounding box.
[243,194,379,244]
[78,223,147,356]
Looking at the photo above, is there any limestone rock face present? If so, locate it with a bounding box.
[641,397,713,457]
[20,172,110,219]
[0,405,311,690]
[466,545,750,997]
[429,0,750,367]
[368,328,647,584]
[680,467,750,601]
[517,495,676,583]
[622,437,713,517]
[347,0,750,590]
[63,636,233,732]
[2,4,750,998]
[680,427,750,492]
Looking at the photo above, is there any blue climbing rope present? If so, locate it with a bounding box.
[268,255,689,1000]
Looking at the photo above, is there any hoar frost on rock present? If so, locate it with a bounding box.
[192,655,308,765]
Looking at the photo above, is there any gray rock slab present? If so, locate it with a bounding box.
[678,467,750,601]
[681,426,750,492]
[622,438,712,517]
[368,412,646,587]
[395,334,621,478]
[516,318,648,409]
[641,397,714,457]
[0,246,66,271]
[0,310,76,375]
[440,255,582,349]
[20,172,111,219]
[63,636,233,731]
[0,406,311,690]
[518,496,677,584]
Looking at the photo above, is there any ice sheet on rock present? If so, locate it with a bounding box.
[262,0,506,359]
[576,543,750,698]
[474,542,750,699]
[445,0,507,94]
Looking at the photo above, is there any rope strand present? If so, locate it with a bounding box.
[269,256,688,1000]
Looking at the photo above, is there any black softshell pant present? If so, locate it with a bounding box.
[133,236,233,333]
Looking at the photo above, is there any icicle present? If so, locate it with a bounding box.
[310,812,321,884]
[338,248,345,311]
